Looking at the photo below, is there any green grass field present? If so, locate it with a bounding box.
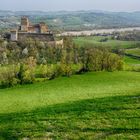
[0,71,140,140]
[73,36,140,49]
[125,48,140,57]
[0,35,140,139]
[124,56,140,64]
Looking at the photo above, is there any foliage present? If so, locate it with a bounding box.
[18,57,36,84]
[0,37,124,88]
[0,67,19,88]
[114,30,140,41]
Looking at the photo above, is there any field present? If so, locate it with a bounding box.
[0,71,140,139]
[125,48,140,57]
[124,56,140,64]
[73,36,140,49]
[0,35,140,139]
[74,35,140,69]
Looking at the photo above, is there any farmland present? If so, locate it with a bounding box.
[73,36,140,49]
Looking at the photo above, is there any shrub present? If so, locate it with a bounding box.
[36,64,48,78]
[0,69,19,88]
[60,63,72,77]
[18,57,36,84]
[106,53,124,71]
[22,69,35,84]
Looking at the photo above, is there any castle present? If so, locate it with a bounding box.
[10,17,54,42]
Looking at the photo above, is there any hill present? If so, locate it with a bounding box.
[1,10,140,31]
[0,71,140,139]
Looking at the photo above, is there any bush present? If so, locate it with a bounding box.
[0,69,19,88]
[19,57,36,84]
[82,47,124,72]
[60,63,72,77]
[99,38,108,42]
[132,66,140,72]
[106,53,124,71]
[36,64,48,78]
[46,65,57,80]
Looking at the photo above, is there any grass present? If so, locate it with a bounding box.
[125,48,140,57]
[73,36,140,49]
[123,56,140,72]
[124,56,140,64]
[0,71,140,139]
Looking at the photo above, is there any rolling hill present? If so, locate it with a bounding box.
[0,10,140,31]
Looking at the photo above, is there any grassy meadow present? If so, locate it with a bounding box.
[125,48,140,57]
[73,36,140,49]
[0,71,140,139]
[0,35,140,139]
[124,56,140,64]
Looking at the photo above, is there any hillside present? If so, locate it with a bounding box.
[0,10,140,31]
[0,9,140,140]
[0,71,140,139]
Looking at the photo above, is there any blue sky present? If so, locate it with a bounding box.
[0,0,140,12]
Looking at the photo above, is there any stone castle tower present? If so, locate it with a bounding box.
[20,17,29,32]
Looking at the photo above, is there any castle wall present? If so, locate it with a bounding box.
[34,27,40,33]
[40,23,48,33]
[18,32,55,42]
[28,26,36,33]
[11,31,18,41]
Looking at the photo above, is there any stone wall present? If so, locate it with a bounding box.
[18,32,54,41]
[11,30,18,41]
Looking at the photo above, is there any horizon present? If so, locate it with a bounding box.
[1,9,140,13]
[0,0,140,12]
[1,10,140,13]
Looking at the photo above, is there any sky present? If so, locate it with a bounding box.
[0,0,140,12]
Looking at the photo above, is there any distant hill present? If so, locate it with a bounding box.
[0,10,140,31]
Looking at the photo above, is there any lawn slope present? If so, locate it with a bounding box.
[0,71,140,139]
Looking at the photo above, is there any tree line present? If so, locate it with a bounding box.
[0,37,123,88]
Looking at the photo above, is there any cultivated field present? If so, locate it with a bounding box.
[0,71,140,139]
[73,36,140,49]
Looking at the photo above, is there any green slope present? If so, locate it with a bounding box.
[124,56,140,64]
[73,36,140,49]
[0,71,140,139]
